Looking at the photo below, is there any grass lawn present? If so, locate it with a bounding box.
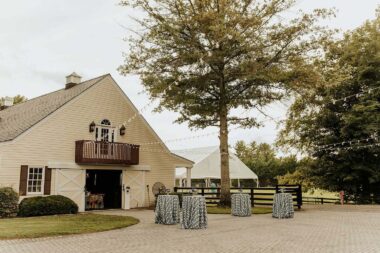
[207,206,272,214]
[0,213,139,240]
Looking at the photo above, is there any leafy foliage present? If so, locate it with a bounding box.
[0,187,18,218]
[278,11,380,200]
[235,140,298,186]
[18,195,78,217]
[277,158,316,191]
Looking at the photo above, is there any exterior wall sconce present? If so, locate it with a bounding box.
[120,125,126,136]
[89,121,96,132]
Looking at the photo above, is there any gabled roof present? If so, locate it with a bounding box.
[0,74,108,142]
[173,146,258,180]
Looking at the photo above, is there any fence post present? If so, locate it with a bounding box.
[321,198,324,205]
[297,184,302,209]
[250,188,254,207]
[174,187,178,193]
[201,187,205,196]
[275,185,279,193]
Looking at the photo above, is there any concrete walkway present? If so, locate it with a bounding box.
[1,205,379,253]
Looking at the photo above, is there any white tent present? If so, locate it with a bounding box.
[174,146,258,187]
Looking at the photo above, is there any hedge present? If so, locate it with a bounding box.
[18,195,78,217]
[0,187,18,218]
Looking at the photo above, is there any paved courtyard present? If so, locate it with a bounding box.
[0,205,379,253]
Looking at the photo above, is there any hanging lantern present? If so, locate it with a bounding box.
[120,125,126,136]
[89,121,96,132]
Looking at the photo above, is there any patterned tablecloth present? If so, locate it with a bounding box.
[272,193,294,219]
[181,196,208,229]
[231,193,251,217]
[155,195,180,225]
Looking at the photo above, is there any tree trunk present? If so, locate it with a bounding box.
[219,104,231,207]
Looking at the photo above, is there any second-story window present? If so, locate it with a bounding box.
[95,119,115,142]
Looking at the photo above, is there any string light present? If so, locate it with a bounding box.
[329,86,380,105]
[314,135,379,149]
[134,116,282,146]
[313,141,380,153]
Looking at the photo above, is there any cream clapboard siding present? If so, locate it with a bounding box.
[0,75,192,207]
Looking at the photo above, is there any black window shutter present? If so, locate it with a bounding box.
[44,167,52,195]
[19,165,28,196]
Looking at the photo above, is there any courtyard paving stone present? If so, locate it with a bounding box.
[0,205,379,253]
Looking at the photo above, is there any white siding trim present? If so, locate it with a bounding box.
[48,161,81,169]
[127,165,151,171]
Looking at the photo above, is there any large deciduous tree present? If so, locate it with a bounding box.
[119,0,333,206]
[278,11,380,202]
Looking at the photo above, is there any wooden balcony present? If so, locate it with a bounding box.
[75,140,139,165]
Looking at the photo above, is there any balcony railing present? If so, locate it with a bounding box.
[75,140,139,165]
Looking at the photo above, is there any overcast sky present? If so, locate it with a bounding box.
[0,0,378,152]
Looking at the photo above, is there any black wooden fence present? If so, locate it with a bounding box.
[174,184,303,209]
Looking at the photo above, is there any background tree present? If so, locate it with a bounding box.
[277,158,315,191]
[119,0,334,206]
[278,11,380,202]
[0,95,27,106]
[235,140,298,186]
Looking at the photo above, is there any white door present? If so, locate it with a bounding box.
[123,170,145,208]
[55,169,86,212]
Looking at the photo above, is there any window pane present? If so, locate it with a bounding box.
[27,167,44,193]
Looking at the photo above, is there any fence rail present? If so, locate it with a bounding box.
[303,197,340,205]
[174,184,303,209]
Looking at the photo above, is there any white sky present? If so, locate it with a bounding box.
[0,0,378,151]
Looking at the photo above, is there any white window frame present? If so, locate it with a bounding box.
[27,166,45,195]
[94,119,116,142]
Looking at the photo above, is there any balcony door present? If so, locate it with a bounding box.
[95,119,115,155]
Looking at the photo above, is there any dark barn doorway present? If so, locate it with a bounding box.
[85,170,122,210]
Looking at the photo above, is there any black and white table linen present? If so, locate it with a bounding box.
[231,193,251,217]
[181,196,208,229]
[155,195,180,225]
[272,193,294,219]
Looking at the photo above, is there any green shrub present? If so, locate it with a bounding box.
[18,195,78,217]
[0,187,19,218]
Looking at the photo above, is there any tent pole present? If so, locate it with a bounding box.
[186,167,192,187]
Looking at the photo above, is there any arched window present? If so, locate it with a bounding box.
[100,119,111,126]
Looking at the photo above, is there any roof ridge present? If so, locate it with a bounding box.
[6,73,110,109]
